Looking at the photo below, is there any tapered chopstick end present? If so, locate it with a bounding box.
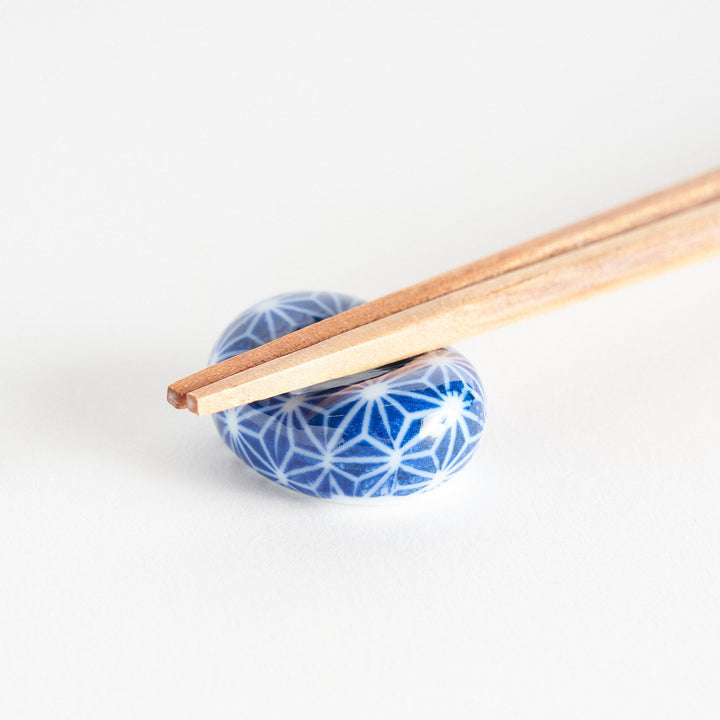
[185,393,202,415]
[166,385,187,409]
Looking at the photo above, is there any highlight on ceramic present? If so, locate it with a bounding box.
[210,292,486,502]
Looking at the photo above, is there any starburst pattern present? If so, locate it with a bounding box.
[210,292,486,501]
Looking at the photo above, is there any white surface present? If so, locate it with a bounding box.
[1,2,720,718]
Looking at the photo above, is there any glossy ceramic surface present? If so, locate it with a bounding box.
[210,291,486,501]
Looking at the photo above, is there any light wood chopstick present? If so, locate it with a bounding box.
[167,168,720,410]
[184,197,720,415]
[169,169,720,415]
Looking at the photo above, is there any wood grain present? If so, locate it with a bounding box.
[168,167,720,409]
[187,197,720,415]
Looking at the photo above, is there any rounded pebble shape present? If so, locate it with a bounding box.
[210,291,487,502]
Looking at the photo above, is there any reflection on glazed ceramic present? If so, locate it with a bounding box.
[210,291,486,501]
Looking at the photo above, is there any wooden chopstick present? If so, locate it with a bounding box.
[169,168,720,414]
[168,168,720,410]
[184,197,720,415]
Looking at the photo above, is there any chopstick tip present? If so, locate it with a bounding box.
[166,385,186,409]
[186,393,200,415]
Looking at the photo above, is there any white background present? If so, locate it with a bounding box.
[1,1,719,718]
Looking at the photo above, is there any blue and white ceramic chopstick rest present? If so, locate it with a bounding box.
[210,292,486,501]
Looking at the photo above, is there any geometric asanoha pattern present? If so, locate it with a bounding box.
[210,292,486,501]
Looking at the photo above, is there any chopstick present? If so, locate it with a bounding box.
[184,198,720,415]
[168,168,720,415]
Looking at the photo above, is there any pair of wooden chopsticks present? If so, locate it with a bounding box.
[168,168,720,416]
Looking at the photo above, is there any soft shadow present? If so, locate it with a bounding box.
[5,353,313,506]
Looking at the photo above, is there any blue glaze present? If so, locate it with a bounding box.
[210,291,486,501]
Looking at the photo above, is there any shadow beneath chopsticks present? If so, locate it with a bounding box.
[3,351,312,506]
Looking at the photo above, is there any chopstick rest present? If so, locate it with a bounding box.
[210,291,487,501]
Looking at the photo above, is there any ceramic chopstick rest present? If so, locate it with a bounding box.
[210,292,486,501]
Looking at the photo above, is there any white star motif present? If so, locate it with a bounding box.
[211,292,486,500]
